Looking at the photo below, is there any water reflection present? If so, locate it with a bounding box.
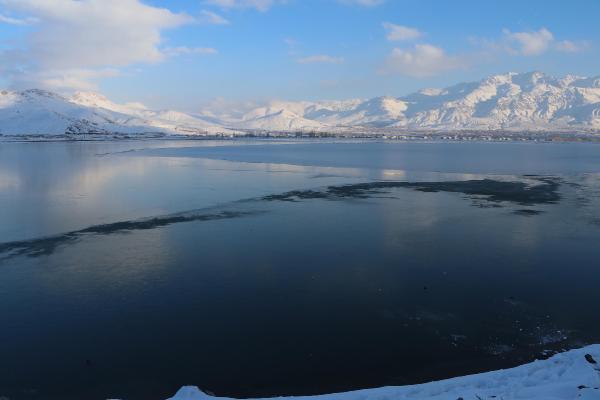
[0,142,367,242]
[0,170,20,190]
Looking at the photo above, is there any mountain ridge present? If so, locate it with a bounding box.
[0,89,234,136]
[1,71,600,136]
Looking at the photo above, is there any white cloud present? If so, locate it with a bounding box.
[382,22,422,41]
[297,55,344,64]
[555,40,588,53]
[204,0,280,12]
[338,0,385,6]
[284,37,298,46]
[0,13,37,25]
[0,0,197,90]
[164,46,218,56]
[198,96,264,120]
[503,28,554,56]
[472,28,588,58]
[284,37,300,56]
[14,68,122,92]
[381,44,464,77]
[199,10,230,25]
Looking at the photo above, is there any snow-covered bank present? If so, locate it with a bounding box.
[166,345,600,400]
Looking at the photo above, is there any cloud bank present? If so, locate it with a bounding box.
[382,23,422,41]
[0,0,199,90]
[381,44,464,77]
[297,55,344,64]
[204,0,280,12]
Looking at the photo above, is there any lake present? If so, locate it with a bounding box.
[1,140,599,400]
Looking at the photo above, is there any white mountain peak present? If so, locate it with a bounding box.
[0,89,234,136]
[1,71,600,136]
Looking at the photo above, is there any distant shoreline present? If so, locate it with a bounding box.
[2,130,600,143]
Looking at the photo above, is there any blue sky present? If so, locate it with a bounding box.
[0,0,598,111]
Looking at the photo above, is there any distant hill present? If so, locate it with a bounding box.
[0,89,234,136]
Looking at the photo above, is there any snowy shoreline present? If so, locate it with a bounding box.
[159,345,600,400]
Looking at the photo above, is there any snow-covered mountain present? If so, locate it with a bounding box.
[215,71,600,132]
[1,71,600,136]
[0,89,234,136]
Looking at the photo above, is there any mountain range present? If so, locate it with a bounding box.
[1,71,599,137]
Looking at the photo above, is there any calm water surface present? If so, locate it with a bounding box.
[1,140,599,400]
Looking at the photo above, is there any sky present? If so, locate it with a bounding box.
[0,0,598,111]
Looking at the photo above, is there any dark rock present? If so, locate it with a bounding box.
[585,354,598,364]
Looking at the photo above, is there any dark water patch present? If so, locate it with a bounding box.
[310,173,346,179]
[0,210,261,260]
[263,190,330,202]
[590,218,600,227]
[513,209,545,216]
[407,177,561,205]
[471,201,504,209]
[76,210,258,234]
[263,177,562,207]
[0,233,79,259]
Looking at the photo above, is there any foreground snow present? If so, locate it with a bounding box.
[166,345,600,400]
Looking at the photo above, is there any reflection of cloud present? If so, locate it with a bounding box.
[210,158,365,179]
[0,171,20,190]
[380,169,406,179]
[379,186,444,253]
[70,156,151,196]
[36,227,172,295]
[506,209,543,251]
